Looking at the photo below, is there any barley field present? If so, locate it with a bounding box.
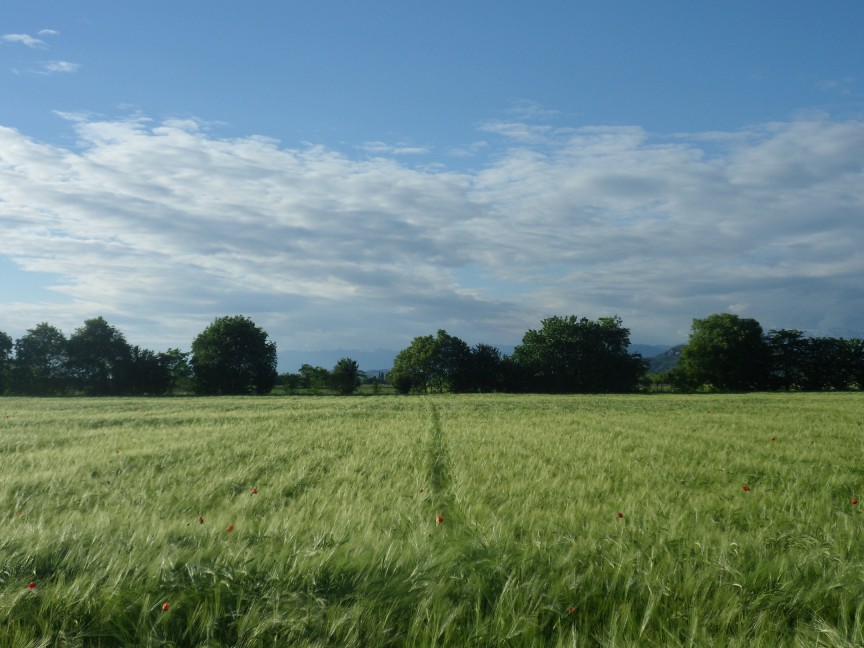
[1,393,863,647]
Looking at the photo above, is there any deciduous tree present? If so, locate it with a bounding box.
[766,329,809,390]
[330,357,362,395]
[298,364,330,391]
[0,331,11,394]
[796,336,854,391]
[512,315,646,392]
[390,334,437,394]
[429,330,472,393]
[390,330,473,393]
[10,323,69,395]
[674,314,770,391]
[469,343,505,392]
[161,348,193,393]
[124,346,172,395]
[66,317,132,395]
[848,339,864,390]
[191,316,277,395]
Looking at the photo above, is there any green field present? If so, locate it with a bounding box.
[1,393,863,647]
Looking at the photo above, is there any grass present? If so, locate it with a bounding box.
[1,393,863,646]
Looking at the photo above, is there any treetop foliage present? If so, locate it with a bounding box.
[512,315,647,393]
[674,314,769,391]
[191,315,278,395]
[66,317,132,396]
[330,357,363,395]
[389,317,647,394]
[669,315,864,392]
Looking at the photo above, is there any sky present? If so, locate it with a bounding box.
[1,1,863,365]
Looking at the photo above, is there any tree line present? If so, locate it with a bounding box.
[668,313,864,392]
[1,312,862,397]
[366,313,864,393]
[388,316,647,393]
[0,316,272,396]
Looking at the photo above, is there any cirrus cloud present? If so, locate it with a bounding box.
[38,60,80,74]
[2,33,46,48]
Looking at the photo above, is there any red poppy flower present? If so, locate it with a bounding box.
[436,515,444,524]
[567,606,577,614]
[251,487,258,495]
[28,582,36,591]
[852,499,859,505]
[199,516,205,524]
[742,485,751,491]
[617,512,624,519]
[226,524,235,532]
[162,602,170,612]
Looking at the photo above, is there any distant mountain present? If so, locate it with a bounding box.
[629,344,672,358]
[647,345,685,373]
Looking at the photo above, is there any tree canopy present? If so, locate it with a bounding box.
[66,317,132,396]
[765,329,863,392]
[389,330,478,394]
[673,314,770,391]
[0,330,11,394]
[330,358,362,395]
[11,323,69,395]
[511,315,647,393]
[191,316,278,395]
[389,334,438,394]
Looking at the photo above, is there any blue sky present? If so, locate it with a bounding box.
[1,1,863,363]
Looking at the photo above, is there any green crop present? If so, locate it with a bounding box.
[1,393,862,646]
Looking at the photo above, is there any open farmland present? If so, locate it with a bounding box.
[1,393,864,647]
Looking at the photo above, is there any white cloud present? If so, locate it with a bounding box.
[2,30,78,76]
[477,119,556,143]
[39,60,80,74]
[504,100,562,122]
[1,33,46,48]
[0,114,862,352]
[361,141,430,156]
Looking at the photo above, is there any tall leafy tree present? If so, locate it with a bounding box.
[674,314,770,391]
[429,330,473,393]
[191,316,277,395]
[766,329,809,390]
[0,331,12,394]
[298,364,330,391]
[512,315,646,392]
[123,346,173,395]
[765,330,864,392]
[161,348,194,393]
[469,343,505,392]
[330,357,362,395]
[848,339,864,390]
[11,323,69,395]
[797,336,854,391]
[389,330,473,393]
[66,317,132,395]
[389,334,437,394]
